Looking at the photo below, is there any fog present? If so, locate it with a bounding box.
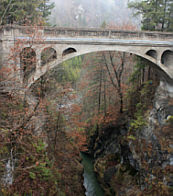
[49,0,140,28]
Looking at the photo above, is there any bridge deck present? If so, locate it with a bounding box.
[0,25,173,41]
[14,36,173,47]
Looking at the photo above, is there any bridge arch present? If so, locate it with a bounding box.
[20,47,36,83]
[62,47,77,56]
[161,50,173,68]
[27,45,173,88]
[41,47,57,66]
[146,50,157,59]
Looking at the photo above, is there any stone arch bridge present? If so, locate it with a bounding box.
[0,25,173,88]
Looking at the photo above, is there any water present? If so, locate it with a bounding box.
[81,152,104,196]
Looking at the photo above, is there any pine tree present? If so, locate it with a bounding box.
[39,0,55,22]
[167,1,173,31]
[0,0,54,25]
[128,0,173,31]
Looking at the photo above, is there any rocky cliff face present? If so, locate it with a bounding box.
[89,81,173,196]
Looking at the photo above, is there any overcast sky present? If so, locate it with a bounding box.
[49,0,140,28]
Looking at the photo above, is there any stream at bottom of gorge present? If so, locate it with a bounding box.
[81,152,104,196]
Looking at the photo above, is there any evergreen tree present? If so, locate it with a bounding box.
[167,1,173,31]
[128,0,173,31]
[39,0,55,21]
[0,0,54,25]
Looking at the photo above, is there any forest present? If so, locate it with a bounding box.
[0,0,173,196]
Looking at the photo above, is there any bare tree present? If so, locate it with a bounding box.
[103,51,126,113]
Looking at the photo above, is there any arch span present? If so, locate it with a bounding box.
[146,50,157,59]
[161,50,173,67]
[20,47,36,83]
[27,45,173,88]
[41,47,57,66]
[62,47,77,56]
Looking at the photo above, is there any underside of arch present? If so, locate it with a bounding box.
[60,49,172,83]
[161,50,173,68]
[62,48,77,56]
[20,47,36,83]
[146,49,157,59]
[41,47,57,66]
[28,47,173,89]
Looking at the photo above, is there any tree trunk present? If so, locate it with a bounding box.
[147,66,151,80]
[161,0,168,31]
[98,67,103,114]
[103,73,107,117]
[119,91,123,113]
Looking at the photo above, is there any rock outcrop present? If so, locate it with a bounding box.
[89,81,173,195]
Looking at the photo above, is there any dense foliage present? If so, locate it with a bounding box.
[0,0,54,25]
[128,0,173,31]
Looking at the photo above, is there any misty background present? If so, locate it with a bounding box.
[49,0,141,28]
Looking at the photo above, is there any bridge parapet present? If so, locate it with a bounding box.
[0,25,173,41]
